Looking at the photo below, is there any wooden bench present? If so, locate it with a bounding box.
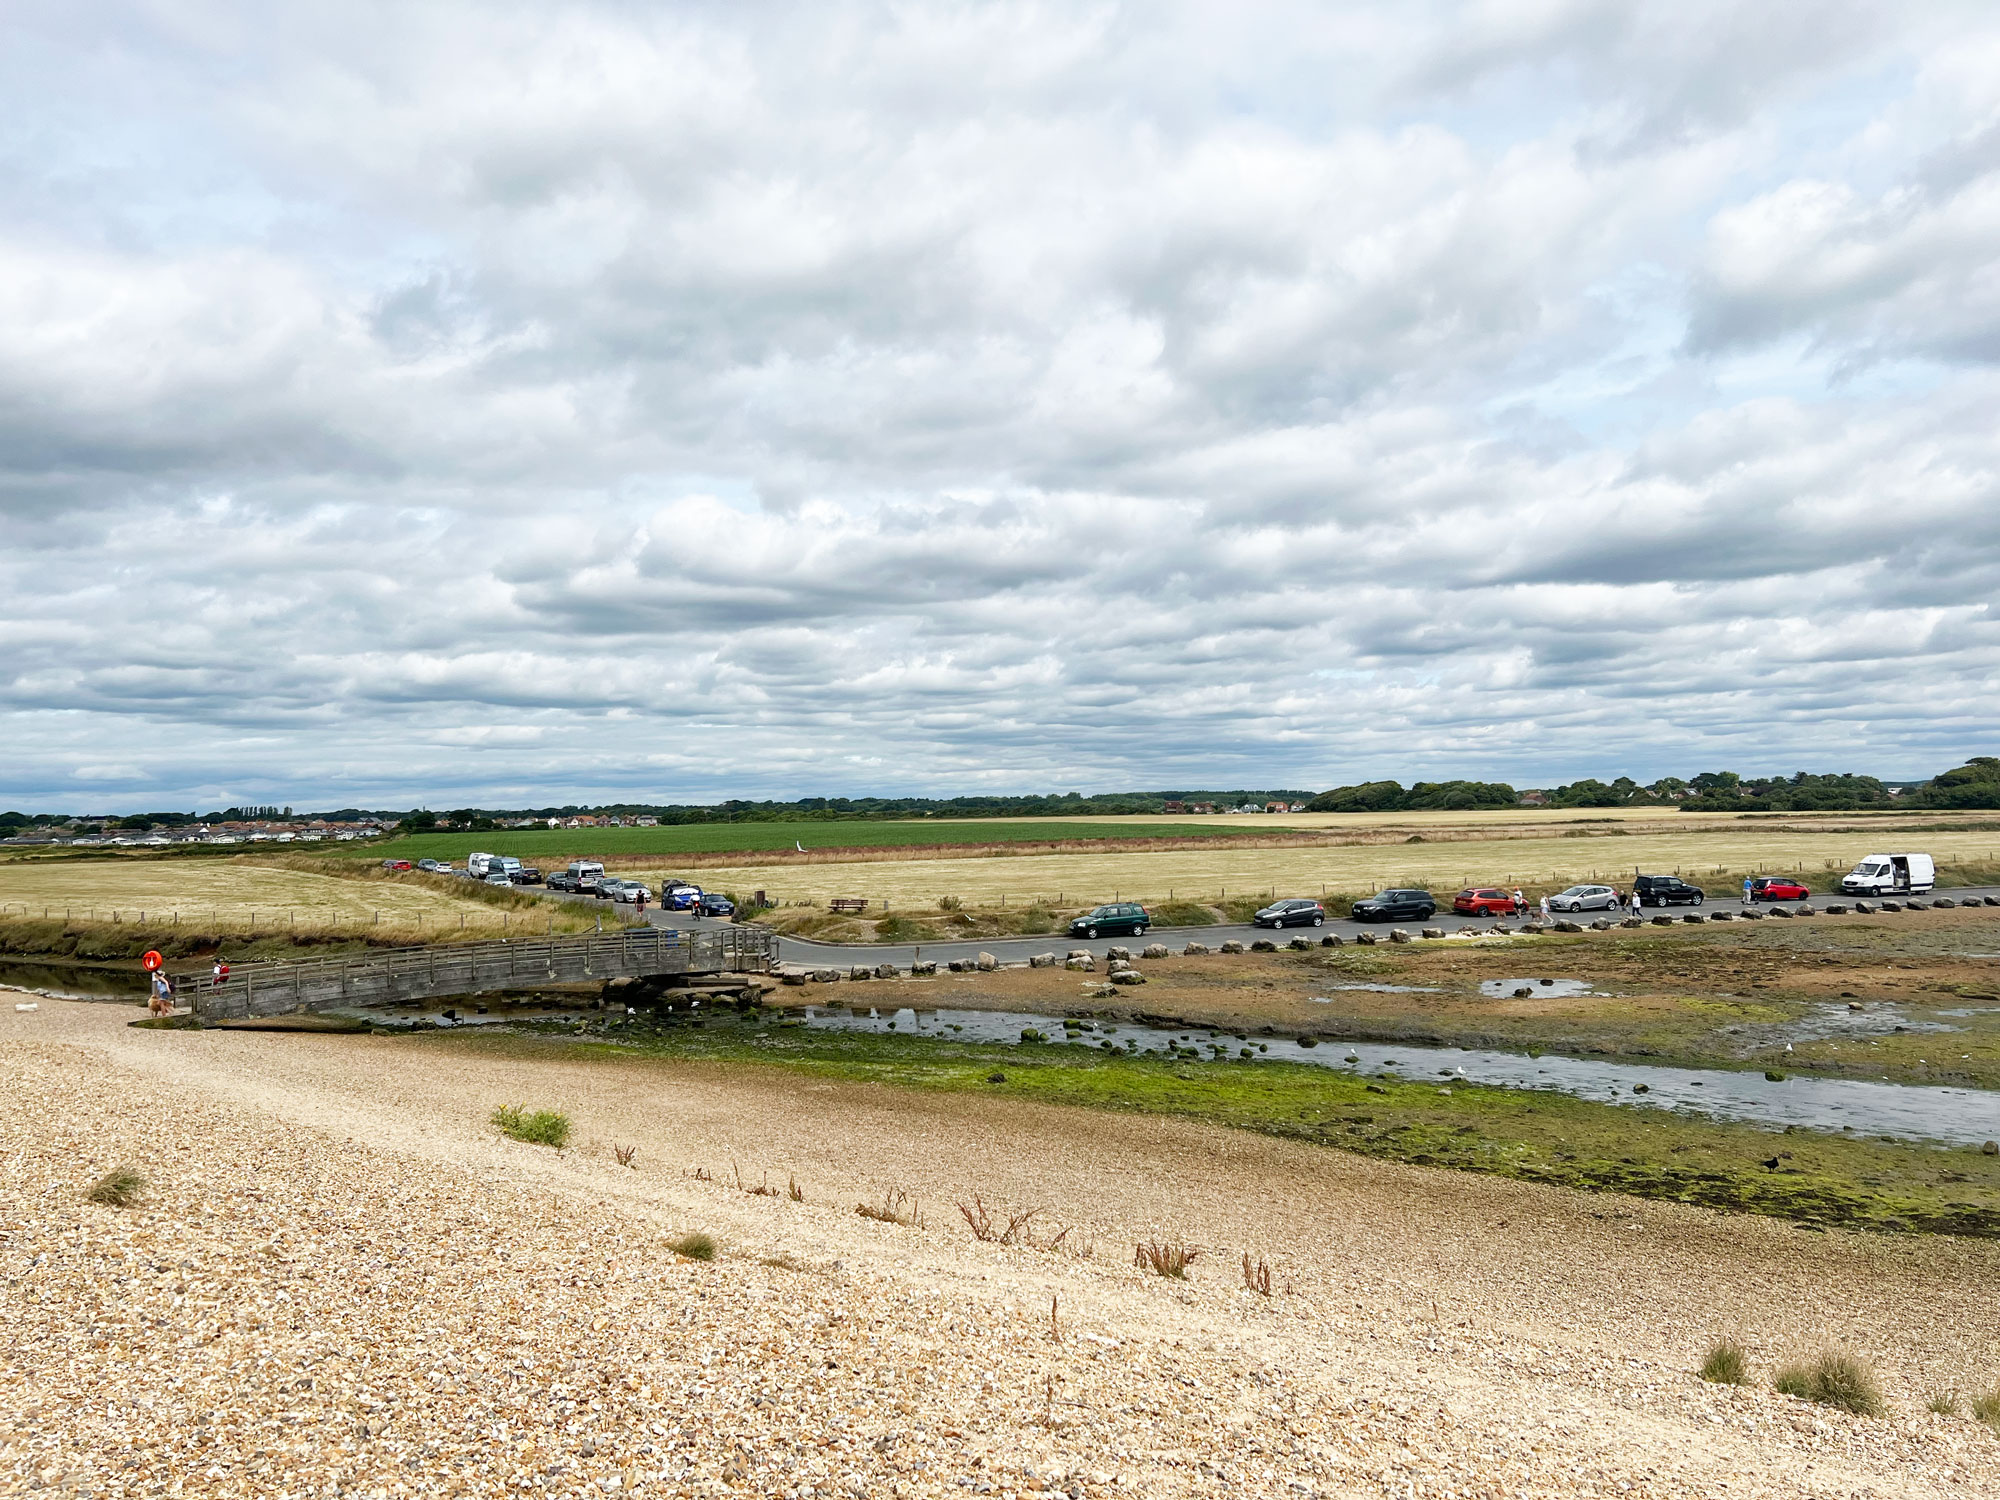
[828,897,869,914]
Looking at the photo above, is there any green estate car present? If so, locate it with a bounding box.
[1067,902,1151,939]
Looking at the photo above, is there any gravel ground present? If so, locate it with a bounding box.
[6,999,2000,1498]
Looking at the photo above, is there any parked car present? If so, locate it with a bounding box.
[611,880,653,904]
[416,858,441,872]
[1839,853,1935,896]
[483,872,512,887]
[664,884,704,911]
[510,866,543,885]
[381,858,413,872]
[544,871,580,893]
[1453,887,1522,917]
[1067,902,1151,938]
[1634,875,1704,907]
[1549,883,1620,913]
[1349,889,1436,923]
[698,892,735,917]
[1253,898,1325,928]
[1748,876,1810,902]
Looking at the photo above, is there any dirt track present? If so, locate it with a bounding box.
[7,998,1999,1497]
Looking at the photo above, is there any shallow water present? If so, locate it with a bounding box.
[797,1005,2000,1148]
[0,959,148,999]
[1479,977,1596,999]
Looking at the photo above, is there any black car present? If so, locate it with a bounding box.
[1634,874,1705,907]
[510,866,544,885]
[1349,889,1437,923]
[698,892,735,917]
[1254,898,1326,929]
[544,872,580,893]
[1067,902,1150,939]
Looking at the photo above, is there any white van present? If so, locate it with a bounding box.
[467,851,500,878]
[1839,853,1935,896]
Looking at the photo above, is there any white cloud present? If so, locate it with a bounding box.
[1,0,1998,810]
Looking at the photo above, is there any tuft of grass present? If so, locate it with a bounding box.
[957,1193,1042,1245]
[1699,1337,1751,1386]
[787,1175,806,1202]
[1772,1347,1885,1417]
[1971,1382,2000,1430]
[1925,1388,1959,1416]
[1241,1252,1272,1296]
[612,1143,638,1168]
[491,1104,571,1148]
[667,1231,717,1261]
[856,1186,924,1228]
[1133,1239,1199,1279]
[87,1167,147,1208]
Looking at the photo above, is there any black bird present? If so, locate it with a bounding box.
[1760,1156,1781,1170]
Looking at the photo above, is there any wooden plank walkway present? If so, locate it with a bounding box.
[193,924,777,1023]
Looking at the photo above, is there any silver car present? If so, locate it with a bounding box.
[1549,883,1619,912]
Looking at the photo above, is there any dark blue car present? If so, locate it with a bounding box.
[698,893,735,917]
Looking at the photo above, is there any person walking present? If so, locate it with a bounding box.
[149,970,173,1017]
[1629,889,1643,920]
[1512,888,1526,915]
[211,957,228,988]
[1743,875,1755,905]
[1538,893,1551,922]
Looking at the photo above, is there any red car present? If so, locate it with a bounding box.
[1748,877,1810,902]
[380,858,413,872]
[1453,887,1523,916]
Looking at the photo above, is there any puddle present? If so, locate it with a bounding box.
[1772,1004,1961,1042]
[1479,978,1596,999]
[795,1005,2000,1148]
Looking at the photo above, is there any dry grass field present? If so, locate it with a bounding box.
[643,824,2000,910]
[0,857,601,940]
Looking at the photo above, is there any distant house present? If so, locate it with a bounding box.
[1518,791,1550,806]
[1162,801,1186,814]
[634,816,659,827]
[1190,802,1216,814]
[1264,801,1289,813]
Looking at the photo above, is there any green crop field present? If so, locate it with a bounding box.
[350,819,1236,862]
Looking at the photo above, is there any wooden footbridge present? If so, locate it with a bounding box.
[193,924,778,1023]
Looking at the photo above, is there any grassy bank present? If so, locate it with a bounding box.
[441,1008,2000,1238]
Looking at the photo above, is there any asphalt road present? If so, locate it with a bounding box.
[623,885,2000,969]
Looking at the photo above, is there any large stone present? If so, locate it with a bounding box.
[1904,900,1928,911]
[1707,912,1733,922]
[875,962,899,979]
[1029,953,1059,968]
[1106,946,1132,961]
[1108,969,1144,985]
[811,968,842,983]
[1682,913,1704,924]
[1880,901,1902,912]
[849,966,874,981]
[1738,909,1764,920]
[976,952,999,972]
[1652,915,1676,926]
[1250,938,1278,952]
[1288,937,1313,950]
[1932,897,1957,908]
[1621,918,1644,928]
[1320,934,1344,946]
[1767,906,1793,918]
[1219,940,1246,953]
[1588,918,1613,930]
[1065,956,1094,971]
[780,969,808,986]
[1822,904,1846,916]
[1854,901,1877,914]
[1355,932,1378,945]
[1795,905,1816,916]
[1142,943,1170,959]
[1182,941,1210,955]
[910,960,938,976]
[1421,927,1445,939]
[1388,929,1412,943]
[1553,919,1583,933]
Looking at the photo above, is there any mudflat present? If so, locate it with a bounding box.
[7,998,1999,1497]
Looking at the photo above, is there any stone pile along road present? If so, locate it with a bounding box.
[6,999,2000,1498]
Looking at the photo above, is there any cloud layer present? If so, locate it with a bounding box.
[3,1,1998,809]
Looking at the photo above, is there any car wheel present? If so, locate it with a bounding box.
[1135,925,1147,936]
[1693,895,1704,906]
[1086,926,1099,939]
[1312,916,1324,927]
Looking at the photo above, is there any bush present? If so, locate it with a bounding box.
[1772,1348,1885,1416]
[1150,900,1218,927]
[1134,1239,1199,1279]
[87,1167,147,1208]
[1699,1337,1750,1385]
[668,1231,717,1261]
[491,1104,572,1148]
[937,895,962,911]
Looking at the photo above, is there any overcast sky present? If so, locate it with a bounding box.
[4,1,1998,812]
